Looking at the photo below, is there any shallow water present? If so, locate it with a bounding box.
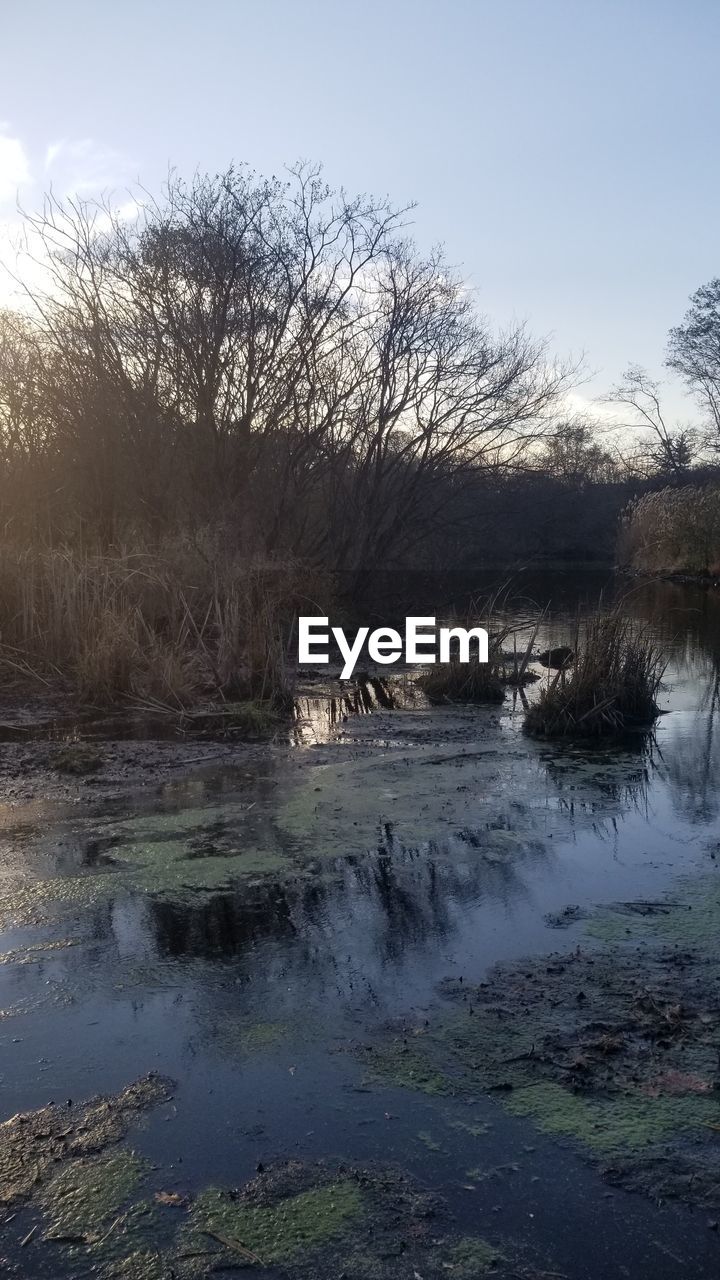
[2,572,720,1276]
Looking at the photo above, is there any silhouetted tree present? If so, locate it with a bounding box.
[606,365,698,478]
[667,279,720,447]
[5,164,573,565]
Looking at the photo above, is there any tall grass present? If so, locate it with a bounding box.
[524,610,663,738]
[619,485,720,576]
[0,535,315,709]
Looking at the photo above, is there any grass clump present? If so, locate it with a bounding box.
[524,609,663,738]
[418,656,505,705]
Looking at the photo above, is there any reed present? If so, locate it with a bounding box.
[0,536,312,711]
[524,608,663,738]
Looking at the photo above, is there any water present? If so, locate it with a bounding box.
[1,572,720,1276]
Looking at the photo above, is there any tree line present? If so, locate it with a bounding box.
[1,162,720,572]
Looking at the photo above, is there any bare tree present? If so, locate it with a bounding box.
[5,164,573,565]
[667,279,720,447]
[536,416,616,484]
[605,365,698,478]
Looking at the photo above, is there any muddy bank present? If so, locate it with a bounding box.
[0,672,428,807]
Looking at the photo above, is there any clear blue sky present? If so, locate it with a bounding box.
[2,0,718,422]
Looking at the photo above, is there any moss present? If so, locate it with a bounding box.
[447,1236,504,1275]
[52,741,104,774]
[504,1082,718,1153]
[189,1180,364,1264]
[39,1150,147,1237]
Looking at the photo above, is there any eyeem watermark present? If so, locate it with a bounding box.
[298,616,489,681]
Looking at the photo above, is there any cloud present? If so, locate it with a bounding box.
[44,137,134,196]
[564,390,621,427]
[0,133,137,309]
[0,130,31,204]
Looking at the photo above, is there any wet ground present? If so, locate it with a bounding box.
[1,572,720,1277]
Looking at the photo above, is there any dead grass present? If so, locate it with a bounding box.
[0,535,318,711]
[418,657,505,704]
[524,609,663,738]
[619,485,720,575]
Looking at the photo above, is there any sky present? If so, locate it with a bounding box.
[2,0,719,426]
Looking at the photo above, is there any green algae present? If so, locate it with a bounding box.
[447,1117,491,1138]
[362,1039,458,1097]
[0,871,118,929]
[39,1151,147,1237]
[0,833,294,930]
[447,1236,504,1275]
[103,1252,169,1280]
[417,1130,445,1152]
[208,1016,291,1057]
[115,837,291,894]
[504,1082,718,1153]
[357,871,720,1212]
[112,803,254,840]
[587,875,720,948]
[274,743,539,860]
[14,1152,531,1280]
[0,937,81,965]
[188,1180,365,1264]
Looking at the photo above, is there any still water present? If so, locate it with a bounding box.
[1,572,720,1277]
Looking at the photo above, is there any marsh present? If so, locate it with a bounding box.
[0,571,719,1278]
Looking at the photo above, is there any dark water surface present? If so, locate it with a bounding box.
[2,572,720,1276]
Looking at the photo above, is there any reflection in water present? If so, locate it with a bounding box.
[292,676,424,743]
